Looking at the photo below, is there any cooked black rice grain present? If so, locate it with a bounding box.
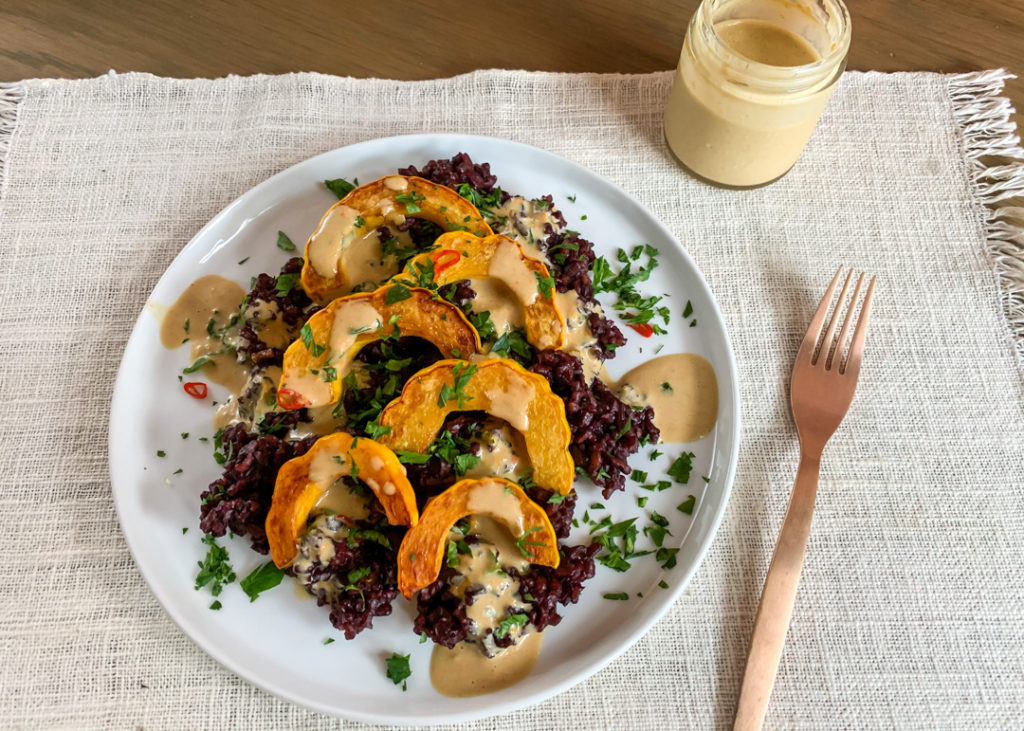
[399,152,500,195]
[529,350,659,498]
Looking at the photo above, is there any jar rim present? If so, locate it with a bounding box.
[696,0,851,92]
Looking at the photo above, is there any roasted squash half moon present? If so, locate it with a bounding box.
[397,232,566,351]
[378,358,574,495]
[277,285,481,410]
[266,433,419,568]
[396,477,559,598]
[301,176,493,304]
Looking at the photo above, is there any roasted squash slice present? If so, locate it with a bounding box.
[397,232,566,351]
[378,358,574,495]
[396,477,559,598]
[277,285,481,410]
[266,433,419,568]
[302,176,493,304]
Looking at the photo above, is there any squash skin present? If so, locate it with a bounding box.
[396,477,559,598]
[278,285,481,410]
[266,433,419,568]
[378,358,575,495]
[301,176,492,304]
[397,232,566,351]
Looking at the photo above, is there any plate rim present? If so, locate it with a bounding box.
[108,132,741,724]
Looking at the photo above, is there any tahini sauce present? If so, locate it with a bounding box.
[617,353,718,442]
[158,274,248,393]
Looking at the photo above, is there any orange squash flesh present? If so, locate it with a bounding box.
[397,232,566,351]
[378,358,574,495]
[301,176,493,304]
[396,477,559,598]
[278,286,481,410]
[266,433,419,568]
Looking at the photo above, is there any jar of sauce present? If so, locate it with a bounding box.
[664,0,850,187]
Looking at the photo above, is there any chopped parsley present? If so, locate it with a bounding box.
[209,600,222,610]
[467,309,497,341]
[437,362,476,408]
[299,323,326,357]
[667,452,696,484]
[182,355,212,374]
[384,283,412,305]
[683,300,693,318]
[384,652,412,690]
[656,547,679,569]
[603,592,629,601]
[240,561,285,602]
[491,329,534,360]
[395,450,431,464]
[514,526,547,558]
[535,272,555,298]
[276,231,296,252]
[395,190,426,214]
[592,244,669,334]
[237,256,250,265]
[323,638,335,645]
[493,613,529,639]
[275,272,300,297]
[194,533,235,596]
[677,495,696,515]
[325,177,357,199]
[156,450,166,458]
[547,492,567,505]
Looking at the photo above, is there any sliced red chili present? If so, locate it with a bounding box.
[627,322,654,338]
[431,249,462,275]
[183,382,208,399]
[277,387,310,410]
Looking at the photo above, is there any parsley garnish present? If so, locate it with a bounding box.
[194,534,235,596]
[491,329,534,360]
[592,245,669,334]
[276,231,296,252]
[534,272,555,299]
[325,177,357,199]
[275,272,299,297]
[656,547,679,569]
[493,613,529,639]
[323,638,335,645]
[209,600,222,610]
[182,356,212,374]
[299,323,326,357]
[547,492,567,505]
[395,450,431,464]
[384,283,412,305]
[683,300,693,318]
[658,580,669,589]
[677,495,696,515]
[467,309,497,341]
[395,191,426,214]
[603,592,629,601]
[437,362,477,408]
[667,452,695,484]
[384,653,412,690]
[514,526,547,558]
[156,450,166,458]
[239,561,284,602]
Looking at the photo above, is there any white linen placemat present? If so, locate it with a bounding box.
[0,68,1022,730]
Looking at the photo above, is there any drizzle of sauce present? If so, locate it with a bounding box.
[468,278,525,336]
[430,630,542,697]
[490,196,561,259]
[308,204,360,277]
[487,240,539,306]
[383,176,409,192]
[483,375,534,434]
[464,422,532,482]
[617,353,718,442]
[715,18,820,67]
[466,480,527,536]
[158,274,249,393]
[553,288,605,383]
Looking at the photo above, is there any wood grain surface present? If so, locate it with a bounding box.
[1,1,1021,130]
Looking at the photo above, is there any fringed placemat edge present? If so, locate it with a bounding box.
[0,81,26,213]
[948,69,1024,372]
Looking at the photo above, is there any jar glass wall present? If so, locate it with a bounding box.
[664,0,851,188]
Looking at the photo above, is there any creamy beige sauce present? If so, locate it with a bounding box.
[327,300,382,355]
[340,227,397,290]
[158,274,249,392]
[618,353,718,442]
[314,482,371,521]
[431,630,542,698]
[465,423,532,482]
[716,18,819,66]
[664,8,836,186]
[553,288,606,383]
[308,204,360,277]
[383,175,409,191]
[483,376,533,434]
[488,240,539,306]
[466,481,527,537]
[490,196,561,260]
[468,278,525,336]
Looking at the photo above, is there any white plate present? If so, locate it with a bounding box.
[109,134,740,724]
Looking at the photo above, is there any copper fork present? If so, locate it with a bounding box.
[734,268,876,730]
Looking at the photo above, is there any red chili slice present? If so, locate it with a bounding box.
[276,387,310,410]
[431,249,462,275]
[627,322,654,338]
[183,382,208,399]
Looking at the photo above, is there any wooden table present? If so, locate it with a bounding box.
[2,0,1020,134]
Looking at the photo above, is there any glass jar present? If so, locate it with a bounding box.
[664,0,851,187]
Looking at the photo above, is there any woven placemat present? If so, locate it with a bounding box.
[0,68,1022,729]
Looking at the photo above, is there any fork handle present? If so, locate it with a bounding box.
[734,453,821,731]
